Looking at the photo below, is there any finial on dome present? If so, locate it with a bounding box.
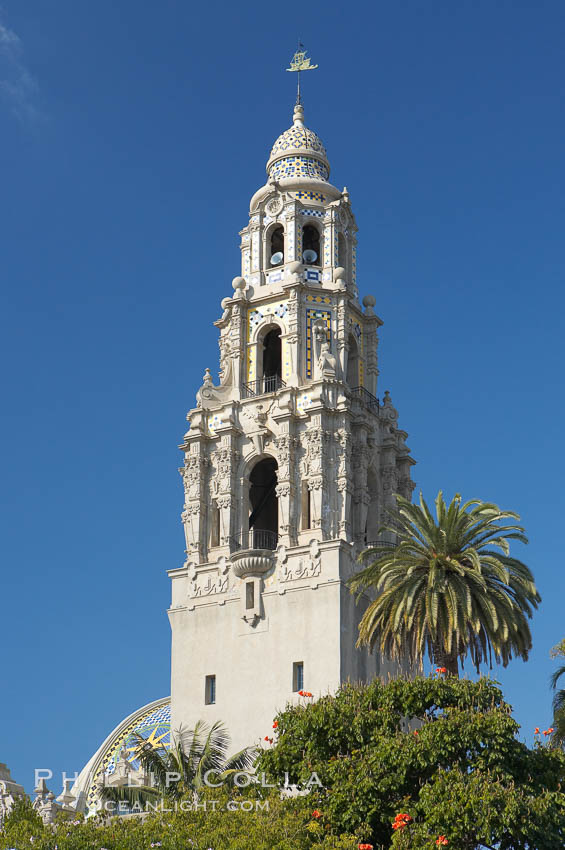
[293,103,305,127]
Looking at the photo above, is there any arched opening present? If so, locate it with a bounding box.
[346,334,359,387]
[262,327,282,393]
[248,457,278,549]
[302,224,321,266]
[269,226,284,267]
[338,232,347,268]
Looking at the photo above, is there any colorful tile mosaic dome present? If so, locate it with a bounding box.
[267,107,330,183]
[82,698,171,814]
[270,124,327,159]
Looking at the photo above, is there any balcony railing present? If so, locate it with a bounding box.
[242,376,286,398]
[230,528,279,552]
[350,386,380,414]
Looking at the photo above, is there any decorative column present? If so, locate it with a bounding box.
[180,430,210,564]
[336,426,353,540]
[362,296,380,398]
[273,427,298,546]
[301,416,331,539]
[210,431,240,547]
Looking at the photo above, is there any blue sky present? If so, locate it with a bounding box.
[1,0,564,793]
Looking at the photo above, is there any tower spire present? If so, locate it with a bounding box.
[286,41,318,106]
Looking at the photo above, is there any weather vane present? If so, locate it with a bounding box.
[286,42,318,105]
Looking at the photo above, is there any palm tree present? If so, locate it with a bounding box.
[349,491,541,676]
[550,640,565,746]
[101,720,256,808]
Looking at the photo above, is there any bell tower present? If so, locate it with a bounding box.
[168,93,416,751]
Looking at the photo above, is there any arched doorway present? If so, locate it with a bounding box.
[248,457,278,549]
[262,327,282,393]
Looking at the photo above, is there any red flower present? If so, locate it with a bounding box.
[548,727,554,733]
[263,736,273,744]
[273,721,279,729]
[436,836,449,846]
[304,691,313,697]
[413,730,419,736]
[311,809,322,819]
[298,690,305,696]
[435,667,447,674]
[534,727,540,734]
[392,812,412,830]
[358,844,373,849]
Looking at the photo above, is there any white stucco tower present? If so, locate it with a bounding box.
[168,100,416,751]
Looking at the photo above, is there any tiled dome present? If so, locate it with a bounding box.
[71,697,171,815]
[266,104,330,183]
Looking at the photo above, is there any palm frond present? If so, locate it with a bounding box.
[349,490,539,676]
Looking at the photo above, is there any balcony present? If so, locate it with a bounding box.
[230,528,279,552]
[350,386,380,414]
[242,376,286,398]
[230,528,278,578]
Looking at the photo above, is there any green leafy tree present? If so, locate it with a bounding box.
[257,676,565,849]
[349,491,540,675]
[101,719,256,808]
[550,638,565,746]
[0,787,356,849]
[0,797,43,846]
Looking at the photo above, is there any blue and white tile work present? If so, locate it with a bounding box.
[267,270,284,284]
[86,701,171,813]
[296,393,312,414]
[305,269,321,282]
[270,156,329,181]
[287,219,295,260]
[295,191,326,203]
[324,225,331,267]
[269,125,327,158]
[251,232,260,271]
[248,303,288,338]
[300,208,325,218]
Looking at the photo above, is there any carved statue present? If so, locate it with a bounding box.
[317,340,338,379]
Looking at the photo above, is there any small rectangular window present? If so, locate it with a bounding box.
[245,582,255,610]
[205,674,216,705]
[210,504,220,548]
[301,481,311,530]
[293,662,304,692]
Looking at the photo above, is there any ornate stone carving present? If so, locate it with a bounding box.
[231,551,273,579]
[189,560,229,598]
[278,540,322,582]
[265,194,284,216]
[382,464,398,493]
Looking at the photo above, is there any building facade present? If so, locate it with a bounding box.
[168,101,416,752]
